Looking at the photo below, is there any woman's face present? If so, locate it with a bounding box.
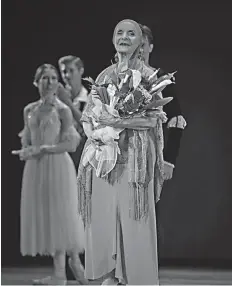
[114,21,141,55]
[37,68,59,96]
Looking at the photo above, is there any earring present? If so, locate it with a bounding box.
[111,53,118,65]
[138,47,144,61]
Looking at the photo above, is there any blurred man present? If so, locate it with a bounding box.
[140,24,187,181]
[57,55,88,281]
[140,24,187,248]
[58,55,88,171]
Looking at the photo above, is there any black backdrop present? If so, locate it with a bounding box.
[2,1,232,268]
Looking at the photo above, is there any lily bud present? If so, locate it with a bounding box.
[123,73,130,83]
[148,68,160,81]
[131,70,142,89]
[150,79,173,93]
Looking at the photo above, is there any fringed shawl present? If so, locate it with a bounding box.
[77,62,165,227]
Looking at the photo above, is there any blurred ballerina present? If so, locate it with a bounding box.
[12,64,88,285]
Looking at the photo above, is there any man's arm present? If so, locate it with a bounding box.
[158,69,187,175]
[162,84,186,166]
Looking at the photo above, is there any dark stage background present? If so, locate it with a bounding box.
[2,1,232,268]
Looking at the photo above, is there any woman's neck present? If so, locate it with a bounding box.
[116,50,142,73]
[41,93,56,105]
[117,52,133,72]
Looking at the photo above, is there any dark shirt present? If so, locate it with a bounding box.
[157,69,186,166]
[69,87,89,172]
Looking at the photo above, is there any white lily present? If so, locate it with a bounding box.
[105,84,119,116]
[168,71,177,79]
[123,73,130,83]
[131,70,142,89]
[148,68,160,81]
[117,73,130,90]
[107,84,117,98]
[150,79,173,93]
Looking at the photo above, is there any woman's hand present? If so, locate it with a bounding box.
[12,149,25,160]
[97,117,117,127]
[39,145,55,153]
[146,110,168,123]
[146,109,167,117]
[163,161,174,180]
[98,116,158,129]
[90,138,105,147]
[12,146,44,160]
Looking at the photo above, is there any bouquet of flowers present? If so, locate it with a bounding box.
[82,68,176,177]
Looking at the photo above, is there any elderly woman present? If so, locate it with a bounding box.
[77,20,171,285]
[12,64,88,285]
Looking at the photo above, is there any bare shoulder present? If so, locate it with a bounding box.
[24,101,40,115]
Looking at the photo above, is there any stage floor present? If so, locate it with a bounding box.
[2,267,232,285]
